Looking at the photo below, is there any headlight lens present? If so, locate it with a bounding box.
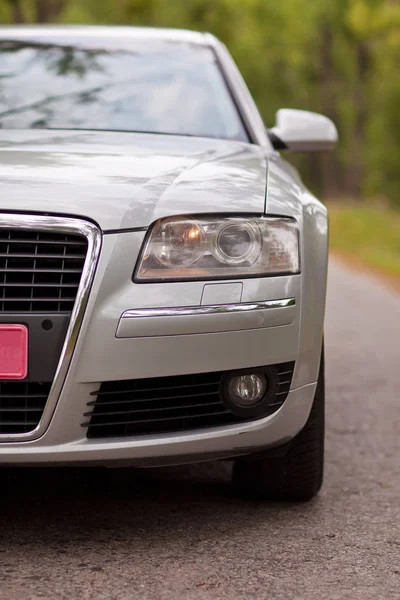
[152,218,206,267]
[135,215,300,281]
[214,221,262,265]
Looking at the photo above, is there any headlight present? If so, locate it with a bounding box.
[134,215,300,282]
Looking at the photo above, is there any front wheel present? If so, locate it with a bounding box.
[232,347,325,502]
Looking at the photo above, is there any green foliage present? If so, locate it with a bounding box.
[1,0,400,206]
[328,202,400,278]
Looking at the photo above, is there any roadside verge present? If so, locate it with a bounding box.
[327,202,400,293]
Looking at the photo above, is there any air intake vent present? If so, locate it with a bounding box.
[0,230,88,312]
[83,362,295,439]
[0,381,52,434]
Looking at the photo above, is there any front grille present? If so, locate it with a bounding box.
[0,226,89,435]
[84,362,295,439]
[0,381,52,434]
[0,229,88,312]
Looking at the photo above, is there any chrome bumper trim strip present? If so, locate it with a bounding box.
[121,298,296,320]
[0,214,102,443]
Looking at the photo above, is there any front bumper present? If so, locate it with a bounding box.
[0,384,316,466]
[0,231,320,466]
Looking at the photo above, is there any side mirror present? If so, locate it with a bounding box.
[268,109,338,152]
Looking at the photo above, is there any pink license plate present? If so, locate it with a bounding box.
[0,324,28,379]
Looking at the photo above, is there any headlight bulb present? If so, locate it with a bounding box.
[153,218,205,267]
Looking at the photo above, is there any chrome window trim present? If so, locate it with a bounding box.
[121,298,296,320]
[0,214,102,442]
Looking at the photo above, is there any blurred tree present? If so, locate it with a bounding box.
[6,0,24,22]
[35,0,66,22]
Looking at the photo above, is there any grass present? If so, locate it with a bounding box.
[327,202,400,280]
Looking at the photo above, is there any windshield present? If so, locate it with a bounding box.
[0,39,248,142]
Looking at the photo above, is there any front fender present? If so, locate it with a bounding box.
[292,192,328,388]
[266,156,328,389]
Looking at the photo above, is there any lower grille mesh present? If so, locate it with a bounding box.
[84,362,295,439]
[0,381,52,434]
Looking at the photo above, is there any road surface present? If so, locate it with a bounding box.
[1,259,399,599]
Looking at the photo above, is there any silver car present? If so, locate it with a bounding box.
[0,26,337,501]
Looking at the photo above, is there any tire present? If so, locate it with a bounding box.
[232,347,325,502]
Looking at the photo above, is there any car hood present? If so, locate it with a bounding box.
[0,130,268,231]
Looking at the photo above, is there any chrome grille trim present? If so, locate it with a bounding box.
[0,214,102,442]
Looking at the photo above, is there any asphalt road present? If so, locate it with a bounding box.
[1,259,399,600]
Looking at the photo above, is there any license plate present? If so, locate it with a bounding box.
[0,324,28,379]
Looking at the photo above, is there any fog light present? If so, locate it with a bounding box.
[227,373,267,407]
